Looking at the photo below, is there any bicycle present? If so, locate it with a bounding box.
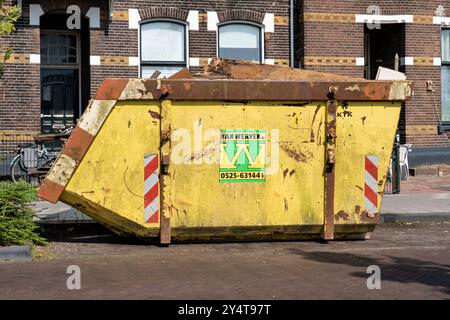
[10,125,74,187]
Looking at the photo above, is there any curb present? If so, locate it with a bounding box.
[0,245,32,262]
[380,212,450,224]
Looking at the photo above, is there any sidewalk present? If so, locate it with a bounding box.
[30,201,93,224]
[30,176,450,225]
[380,176,450,223]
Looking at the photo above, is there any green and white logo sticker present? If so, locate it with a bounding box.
[219,129,266,183]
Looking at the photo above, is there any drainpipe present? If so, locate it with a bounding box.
[289,0,294,67]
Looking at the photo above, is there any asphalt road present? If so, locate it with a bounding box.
[1,222,450,299]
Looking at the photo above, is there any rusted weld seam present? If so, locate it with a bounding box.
[159,100,171,245]
[324,87,337,240]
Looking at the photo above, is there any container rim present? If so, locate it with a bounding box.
[94,78,413,102]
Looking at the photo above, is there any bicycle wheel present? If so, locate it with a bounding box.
[10,156,29,183]
[11,157,44,187]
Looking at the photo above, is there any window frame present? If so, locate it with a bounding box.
[40,29,82,125]
[217,21,264,63]
[441,28,450,130]
[139,19,189,77]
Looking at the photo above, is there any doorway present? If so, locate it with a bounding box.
[364,23,405,79]
[39,13,90,137]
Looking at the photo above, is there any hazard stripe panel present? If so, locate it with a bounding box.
[364,155,379,218]
[144,154,159,224]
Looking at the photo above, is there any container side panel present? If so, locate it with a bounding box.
[334,101,401,224]
[168,101,326,228]
[64,101,161,232]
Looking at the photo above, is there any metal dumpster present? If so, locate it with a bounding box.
[37,59,413,244]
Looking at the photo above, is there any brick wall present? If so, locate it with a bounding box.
[1,0,450,150]
[0,1,40,133]
[0,0,290,138]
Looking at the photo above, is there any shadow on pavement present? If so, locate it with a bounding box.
[39,224,155,246]
[288,249,450,295]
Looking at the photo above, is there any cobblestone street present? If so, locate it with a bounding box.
[1,222,450,299]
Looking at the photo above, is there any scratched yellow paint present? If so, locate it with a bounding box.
[63,101,161,236]
[334,101,401,225]
[167,101,326,228]
[60,99,400,239]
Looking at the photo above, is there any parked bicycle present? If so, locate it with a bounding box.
[10,125,74,187]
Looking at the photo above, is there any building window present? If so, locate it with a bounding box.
[41,34,78,65]
[140,21,186,78]
[218,23,262,63]
[442,29,450,123]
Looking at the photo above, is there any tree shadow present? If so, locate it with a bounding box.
[287,249,450,295]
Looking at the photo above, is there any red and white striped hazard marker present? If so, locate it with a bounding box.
[364,155,379,218]
[144,154,159,224]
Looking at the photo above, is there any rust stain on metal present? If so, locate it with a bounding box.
[282,102,310,107]
[283,168,289,178]
[129,79,412,102]
[284,198,288,211]
[97,60,412,103]
[335,210,349,221]
[161,128,171,144]
[310,105,320,142]
[160,211,171,245]
[317,120,323,146]
[160,83,172,96]
[280,142,308,162]
[160,166,171,245]
[325,88,337,165]
[183,81,192,91]
[95,78,129,100]
[289,169,296,176]
[148,110,161,120]
[360,210,377,221]
[355,185,363,191]
[361,116,366,125]
[142,78,158,93]
[190,148,215,162]
[324,87,337,240]
[360,83,385,100]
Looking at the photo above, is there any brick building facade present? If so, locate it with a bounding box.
[1,0,450,167]
[298,0,450,165]
[0,0,290,135]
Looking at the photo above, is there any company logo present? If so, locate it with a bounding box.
[219,129,266,183]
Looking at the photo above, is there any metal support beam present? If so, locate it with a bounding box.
[324,87,337,240]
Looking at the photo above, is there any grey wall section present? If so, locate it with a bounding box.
[408,147,450,167]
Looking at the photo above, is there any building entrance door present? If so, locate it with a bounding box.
[39,12,90,143]
[40,32,80,134]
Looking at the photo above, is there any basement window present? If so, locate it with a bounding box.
[140,21,186,78]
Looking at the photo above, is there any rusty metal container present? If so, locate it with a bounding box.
[37,59,413,244]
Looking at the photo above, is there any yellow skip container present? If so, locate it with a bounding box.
[38,60,413,244]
